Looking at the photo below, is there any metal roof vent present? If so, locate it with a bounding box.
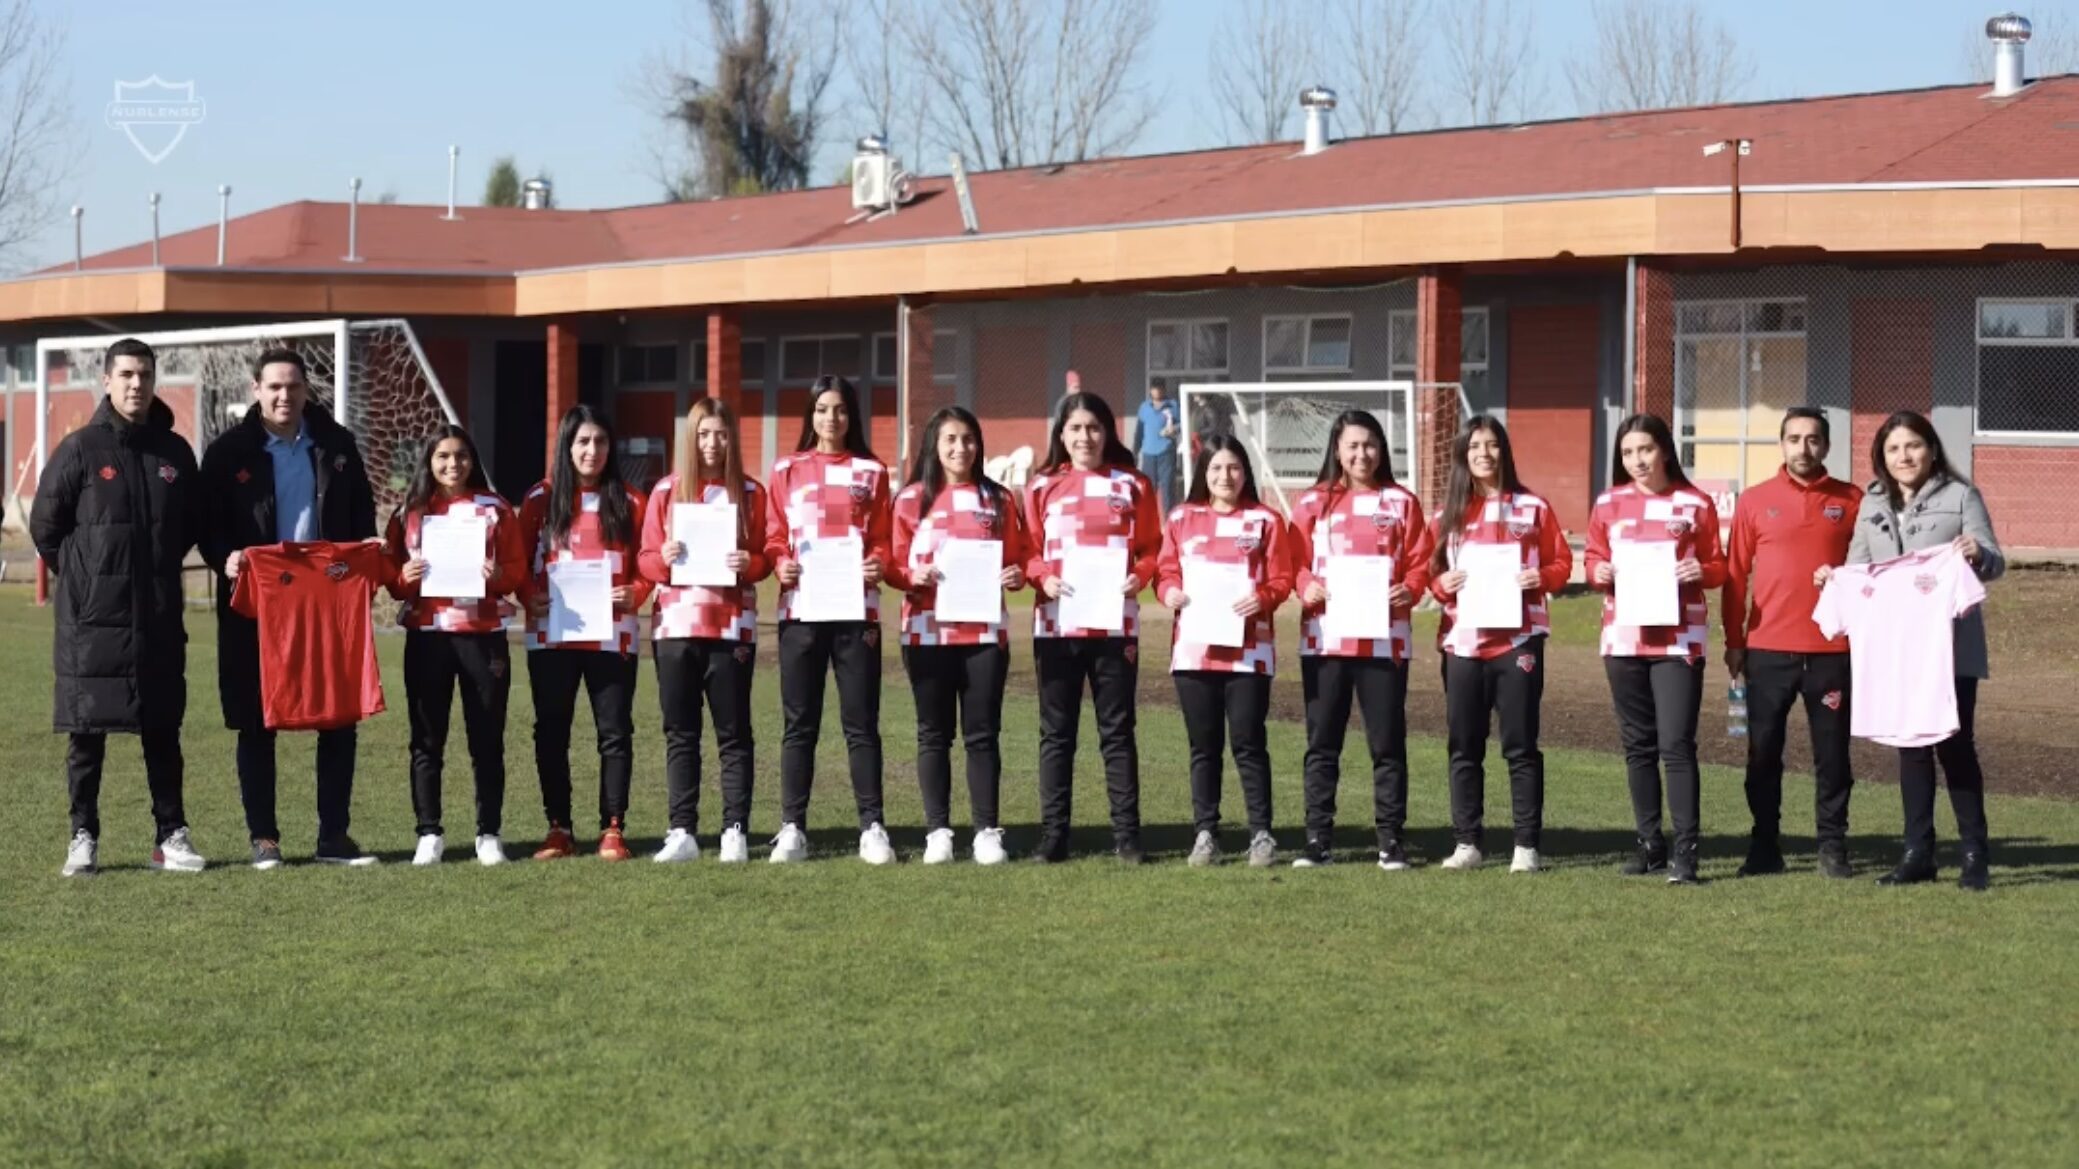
[521,178,554,210]
[1988,13,2032,98]
[1300,86,1337,156]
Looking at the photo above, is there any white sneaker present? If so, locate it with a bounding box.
[922,827,956,865]
[654,828,701,863]
[412,833,445,867]
[859,822,895,865]
[152,827,206,873]
[718,824,749,864]
[1510,846,1542,873]
[972,827,1008,866]
[1441,843,1484,871]
[475,835,508,866]
[769,822,808,864]
[61,830,97,877]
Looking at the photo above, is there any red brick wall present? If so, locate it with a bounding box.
[1850,299,1933,465]
[1415,268,1464,504]
[1634,264,1674,419]
[1508,303,1600,534]
[420,337,470,427]
[1069,322,1128,414]
[974,325,1051,465]
[545,321,579,469]
[1974,444,2079,549]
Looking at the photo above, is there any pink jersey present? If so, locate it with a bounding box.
[1812,544,1986,748]
[383,492,525,634]
[1583,483,1727,659]
[637,474,777,643]
[887,481,1031,647]
[1431,492,1573,660]
[516,480,652,654]
[1023,465,1163,640]
[1154,503,1293,675]
[765,451,894,623]
[1289,482,1435,662]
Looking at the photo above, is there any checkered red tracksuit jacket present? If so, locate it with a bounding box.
[636,474,778,643]
[1582,482,1728,659]
[1154,503,1293,675]
[1289,482,1435,663]
[1021,464,1163,640]
[1429,491,1573,660]
[516,480,652,654]
[382,492,526,634]
[763,450,894,623]
[887,480,1031,647]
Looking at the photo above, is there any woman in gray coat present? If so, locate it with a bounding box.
[1830,411,2004,891]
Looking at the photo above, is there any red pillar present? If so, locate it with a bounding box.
[900,300,942,467]
[1414,266,1463,505]
[545,319,579,469]
[706,309,743,413]
[1633,262,1675,421]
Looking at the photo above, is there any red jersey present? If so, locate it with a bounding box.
[637,474,777,643]
[1154,503,1293,675]
[382,492,526,634]
[887,480,1030,647]
[1584,482,1728,659]
[1430,492,1572,660]
[229,541,391,731]
[764,451,894,623]
[1722,467,1860,654]
[516,480,652,654]
[1289,482,1435,662]
[1022,465,1163,640]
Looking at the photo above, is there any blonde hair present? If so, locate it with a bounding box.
[673,397,750,543]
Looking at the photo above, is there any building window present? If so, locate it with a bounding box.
[1674,298,1809,492]
[1978,298,2079,436]
[780,335,864,384]
[1147,319,1229,399]
[616,343,680,386]
[10,345,35,384]
[1263,314,1353,379]
[872,329,960,383]
[1387,307,1489,401]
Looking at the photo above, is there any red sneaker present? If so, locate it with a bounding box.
[532,824,577,860]
[597,819,632,862]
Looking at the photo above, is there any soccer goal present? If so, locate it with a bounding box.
[29,318,463,527]
[1178,380,1422,514]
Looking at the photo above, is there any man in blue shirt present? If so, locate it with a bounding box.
[1135,381,1180,510]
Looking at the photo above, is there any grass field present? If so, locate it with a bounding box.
[2,591,2076,1168]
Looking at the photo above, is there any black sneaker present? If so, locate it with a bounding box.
[1114,835,1146,866]
[1957,845,1990,892]
[1376,840,1410,872]
[250,838,284,871]
[1620,836,1668,876]
[1876,847,1937,886]
[314,835,380,867]
[1030,831,1069,865]
[1736,837,1786,877]
[1292,837,1335,868]
[1667,845,1700,886]
[1817,840,1854,880]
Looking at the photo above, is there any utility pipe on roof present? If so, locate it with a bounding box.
[216,185,231,265]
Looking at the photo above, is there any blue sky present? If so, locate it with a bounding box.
[21,0,2067,270]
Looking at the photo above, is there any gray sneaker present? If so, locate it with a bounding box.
[1247,830,1277,868]
[61,830,97,877]
[1187,830,1219,867]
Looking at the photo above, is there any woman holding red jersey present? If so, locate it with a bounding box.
[637,397,777,865]
[1157,436,1292,868]
[518,405,652,862]
[1584,413,1726,886]
[384,425,527,868]
[1427,416,1571,875]
[888,406,1029,866]
[1024,392,1162,865]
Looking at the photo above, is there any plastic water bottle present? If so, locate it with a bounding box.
[1727,683,1748,739]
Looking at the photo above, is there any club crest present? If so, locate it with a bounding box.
[1108,493,1130,513]
[1506,520,1533,540]
[235,468,252,485]
[975,507,998,531]
[1824,503,1846,523]
[1822,690,1843,711]
[1664,518,1692,538]
[333,455,347,472]
[849,481,871,503]
[326,561,351,582]
[159,465,178,483]
[1913,572,1937,595]
[1860,584,1875,599]
[1372,511,1397,533]
[1235,528,1262,553]
[278,571,294,586]
[1122,642,1138,665]
[1766,507,1781,520]
[1517,653,1537,674]
[98,466,117,481]
[733,644,754,664]
[861,624,880,648]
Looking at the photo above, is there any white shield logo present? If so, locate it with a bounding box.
[106,76,207,165]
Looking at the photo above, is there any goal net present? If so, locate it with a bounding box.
[1177,381,1420,515]
[28,318,462,528]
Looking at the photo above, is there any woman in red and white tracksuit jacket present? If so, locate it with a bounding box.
[516,405,653,863]
[887,406,1030,867]
[1155,435,1292,869]
[637,396,778,866]
[763,375,896,865]
[383,424,527,868]
[1288,409,1435,871]
[1583,413,1727,886]
[1426,415,1572,875]
[1023,391,1162,864]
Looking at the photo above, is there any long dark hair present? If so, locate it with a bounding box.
[1431,414,1530,576]
[907,406,1007,513]
[401,424,492,520]
[1042,391,1135,471]
[1313,409,1397,489]
[546,404,635,550]
[1184,434,1262,508]
[1870,409,1965,509]
[1609,413,1692,490]
[794,375,878,459]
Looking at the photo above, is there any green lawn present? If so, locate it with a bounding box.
[1,593,2075,1169]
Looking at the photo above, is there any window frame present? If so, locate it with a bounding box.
[1975,296,2079,440]
[1261,313,1354,378]
[614,342,681,388]
[778,333,868,385]
[871,329,961,383]
[1386,306,1491,383]
[1671,296,1809,488]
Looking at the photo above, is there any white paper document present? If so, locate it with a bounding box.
[1058,545,1128,633]
[1456,542,1524,630]
[796,534,866,623]
[933,538,1004,624]
[1321,554,1396,642]
[1613,539,1680,627]
[1178,557,1251,648]
[671,502,740,588]
[419,513,487,600]
[547,559,614,643]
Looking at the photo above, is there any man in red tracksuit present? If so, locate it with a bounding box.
[1722,407,1863,878]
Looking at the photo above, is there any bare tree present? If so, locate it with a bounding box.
[1337,0,1428,135]
[644,0,843,200]
[1210,0,1316,145]
[0,0,70,270]
[1958,13,2079,82]
[1441,0,1543,126]
[842,0,932,162]
[1566,0,1753,115]
[901,0,1156,170]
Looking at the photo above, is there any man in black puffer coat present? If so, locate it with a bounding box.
[30,338,208,876]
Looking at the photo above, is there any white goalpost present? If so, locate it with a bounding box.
[1177,380,1420,515]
